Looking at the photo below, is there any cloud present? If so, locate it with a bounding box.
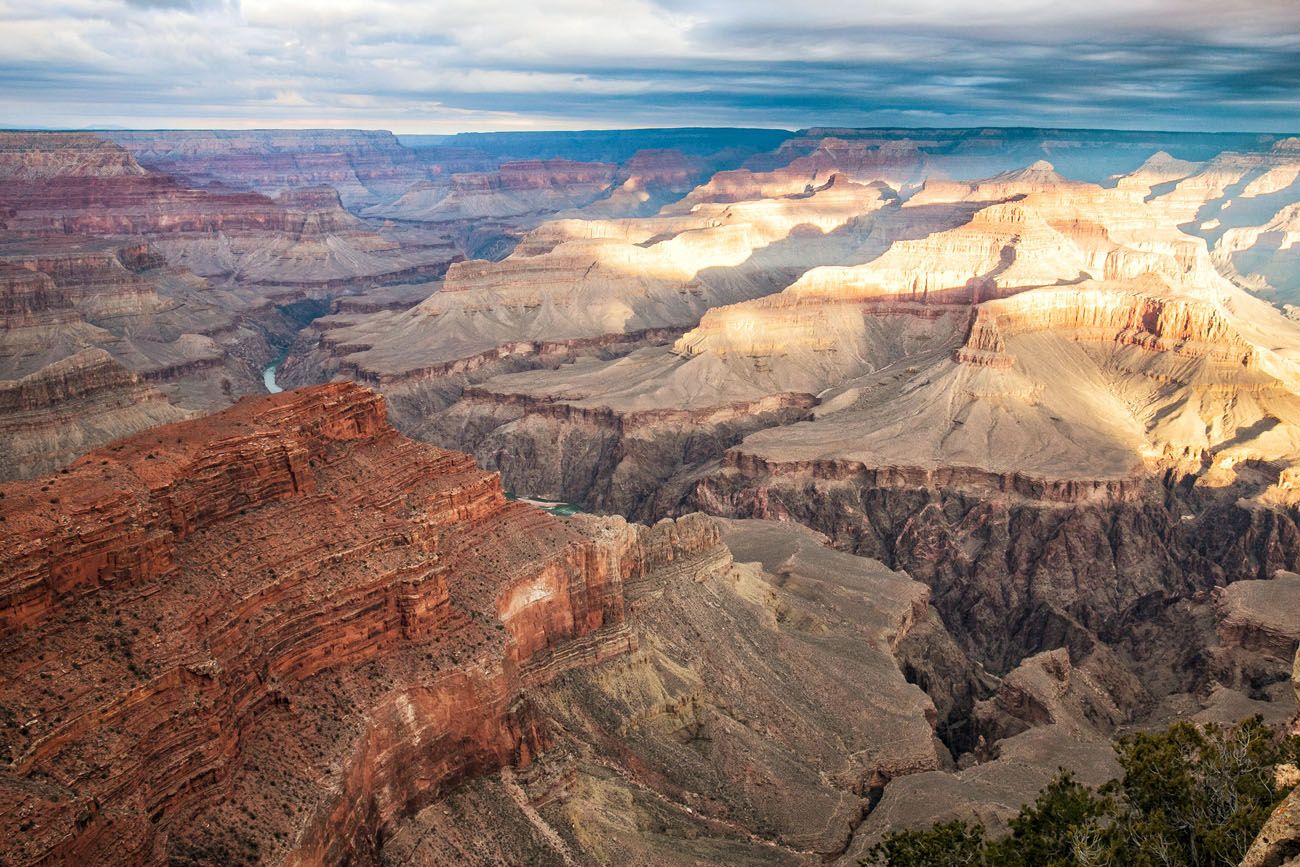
[0,0,1296,132]
[123,0,232,10]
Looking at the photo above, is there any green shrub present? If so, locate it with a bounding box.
[865,716,1299,867]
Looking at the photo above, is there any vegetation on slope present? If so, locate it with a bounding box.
[866,717,1300,867]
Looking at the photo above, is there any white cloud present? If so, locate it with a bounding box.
[0,0,1296,131]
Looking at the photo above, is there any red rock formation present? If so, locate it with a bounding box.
[0,133,454,289]
[0,241,171,319]
[0,133,287,236]
[0,382,719,865]
[0,132,146,180]
[618,148,700,190]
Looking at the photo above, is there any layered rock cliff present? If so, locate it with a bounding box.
[0,131,471,479]
[0,234,283,479]
[0,348,191,482]
[287,173,901,400]
[0,132,457,296]
[105,129,430,209]
[368,159,618,222]
[0,383,744,864]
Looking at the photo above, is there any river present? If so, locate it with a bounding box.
[263,353,287,394]
[505,492,582,516]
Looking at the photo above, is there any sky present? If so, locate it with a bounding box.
[1,0,1298,134]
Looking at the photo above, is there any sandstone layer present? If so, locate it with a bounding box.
[0,131,473,478]
[0,236,271,480]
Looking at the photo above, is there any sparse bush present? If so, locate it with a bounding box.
[865,717,1300,867]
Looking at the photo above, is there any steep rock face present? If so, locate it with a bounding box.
[0,382,742,865]
[1242,788,1300,867]
[382,518,958,864]
[0,133,285,236]
[0,381,1015,866]
[0,132,147,180]
[152,185,452,290]
[575,148,707,217]
[1215,572,1300,660]
[838,646,1135,862]
[0,236,279,477]
[689,460,1300,676]
[0,133,457,295]
[1,241,172,321]
[425,379,817,517]
[0,265,80,331]
[0,131,467,480]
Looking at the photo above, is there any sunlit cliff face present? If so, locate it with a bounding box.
[720,309,763,347]
[660,151,1300,499]
[297,134,1300,501]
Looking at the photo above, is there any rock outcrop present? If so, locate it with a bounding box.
[0,348,190,482]
[0,130,471,478]
[381,518,964,864]
[0,235,278,479]
[0,132,457,297]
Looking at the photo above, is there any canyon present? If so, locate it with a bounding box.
[0,128,776,482]
[3,125,1300,865]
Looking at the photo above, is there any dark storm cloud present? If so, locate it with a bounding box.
[0,0,1297,132]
